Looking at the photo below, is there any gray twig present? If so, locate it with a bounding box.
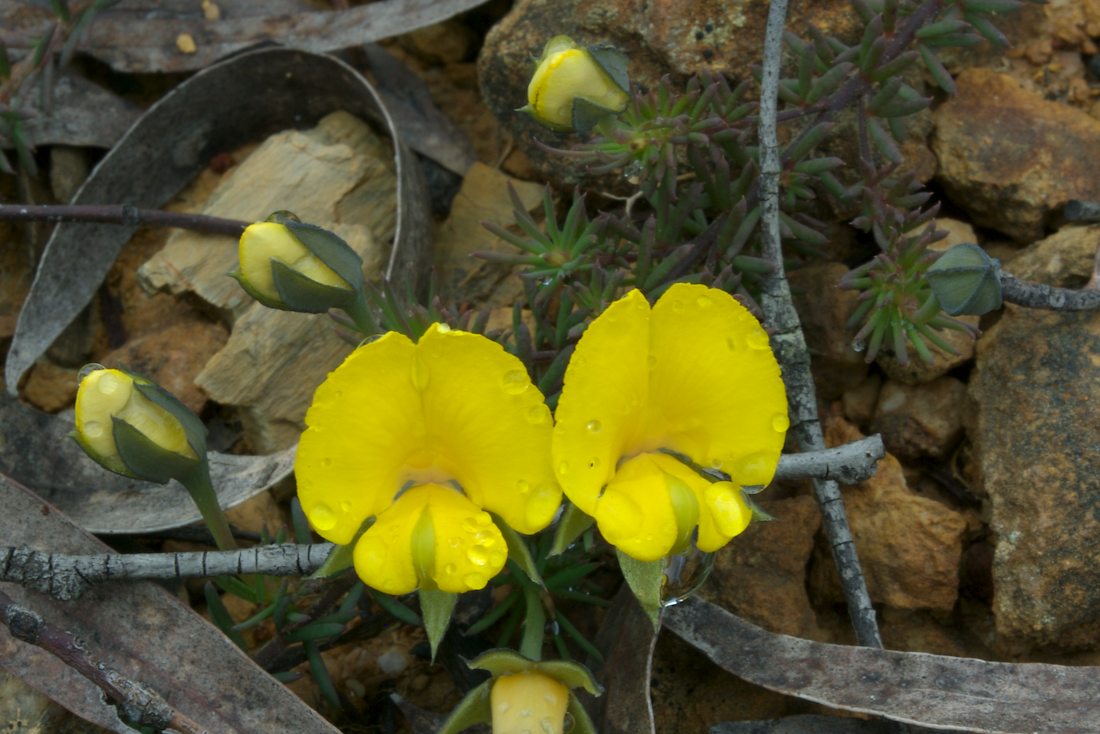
[0,588,209,734]
[0,203,247,236]
[774,435,884,485]
[756,0,883,647]
[0,543,334,600]
[1000,272,1100,311]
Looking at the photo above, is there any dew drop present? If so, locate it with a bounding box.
[320,457,333,467]
[83,420,104,438]
[78,363,105,382]
[444,563,457,575]
[97,372,122,395]
[489,551,505,567]
[851,337,866,353]
[543,691,559,705]
[772,413,790,432]
[409,358,431,391]
[586,419,602,433]
[696,294,712,309]
[339,501,351,513]
[501,369,529,395]
[733,451,774,486]
[516,479,532,495]
[463,572,485,588]
[672,299,685,312]
[475,513,492,526]
[448,537,462,548]
[557,461,570,476]
[498,702,511,714]
[526,405,548,425]
[310,503,337,531]
[467,546,489,566]
[563,711,576,733]
[462,518,479,533]
[520,708,533,718]
[725,335,739,351]
[746,330,771,350]
[540,718,556,733]
[436,323,452,333]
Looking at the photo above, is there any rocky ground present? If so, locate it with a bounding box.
[2,1,1100,732]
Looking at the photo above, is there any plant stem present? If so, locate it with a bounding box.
[758,0,883,648]
[0,203,248,236]
[179,460,238,551]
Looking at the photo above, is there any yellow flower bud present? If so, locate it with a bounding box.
[235,217,361,312]
[491,671,569,734]
[73,366,198,478]
[524,35,630,132]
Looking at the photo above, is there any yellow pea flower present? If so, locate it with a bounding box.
[552,284,789,562]
[522,35,630,132]
[296,324,561,595]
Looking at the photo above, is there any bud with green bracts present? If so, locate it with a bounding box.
[520,35,630,133]
[234,211,377,333]
[926,242,1003,316]
[72,365,236,550]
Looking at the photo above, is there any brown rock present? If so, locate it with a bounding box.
[21,359,79,413]
[788,261,867,400]
[810,418,968,611]
[841,373,881,428]
[704,495,824,640]
[225,489,284,538]
[933,68,1100,242]
[871,376,968,460]
[98,317,228,414]
[1004,224,1100,287]
[970,304,1100,649]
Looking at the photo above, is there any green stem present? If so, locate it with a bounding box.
[342,291,379,337]
[520,582,546,661]
[179,460,237,551]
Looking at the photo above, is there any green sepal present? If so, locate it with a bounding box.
[586,43,630,93]
[270,259,357,314]
[495,517,544,588]
[437,680,493,734]
[926,242,1002,316]
[112,417,201,485]
[616,550,664,630]
[131,379,208,458]
[468,648,534,677]
[746,494,775,522]
[419,588,458,661]
[571,96,620,134]
[311,516,375,579]
[550,501,595,556]
[282,219,366,298]
[69,429,131,477]
[568,694,600,734]
[535,660,602,696]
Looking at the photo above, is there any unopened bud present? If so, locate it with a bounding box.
[521,35,630,132]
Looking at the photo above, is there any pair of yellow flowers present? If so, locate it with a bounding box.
[297,283,789,595]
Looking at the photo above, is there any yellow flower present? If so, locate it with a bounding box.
[552,284,788,562]
[296,324,561,595]
[491,671,569,734]
[235,216,361,313]
[524,35,630,132]
[73,365,200,479]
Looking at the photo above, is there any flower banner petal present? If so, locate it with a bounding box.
[353,483,508,595]
[594,453,678,562]
[645,283,788,487]
[297,332,422,545]
[414,325,559,534]
[552,290,651,516]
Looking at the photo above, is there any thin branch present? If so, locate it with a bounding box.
[757,0,883,648]
[773,435,884,485]
[0,543,334,600]
[1000,272,1100,311]
[0,588,209,734]
[0,203,248,236]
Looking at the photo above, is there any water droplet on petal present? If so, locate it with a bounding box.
[310,503,337,531]
[78,363,105,382]
[672,299,685,312]
[563,711,576,733]
[526,405,548,425]
[557,461,570,476]
[696,295,712,309]
[732,451,775,486]
[746,330,771,350]
[467,546,489,566]
[516,479,532,495]
[97,373,122,395]
[586,419,602,433]
[339,501,351,513]
[475,513,492,526]
[83,420,104,438]
[772,413,790,432]
[320,457,333,467]
[448,537,461,548]
[436,323,452,333]
[725,335,739,351]
[498,702,511,714]
[444,563,456,575]
[501,369,529,395]
[540,718,556,733]
[410,358,430,391]
[520,708,533,718]
[462,518,479,533]
[463,572,485,589]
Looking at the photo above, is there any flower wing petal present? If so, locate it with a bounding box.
[415,326,559,534]
[552,289,651,516]
[353,484,507,595]
[594,454,677,562]
[297,332,421,545]
[646,284,788,487]
[697,481,752,551]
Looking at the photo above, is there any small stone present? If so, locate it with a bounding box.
[841,373,881,427]
[22,359,79,413]
[871,376,968,460]
[933,68,1100,242]
[810,417,969,612]
[1004,224,1100,287]
[788,262,868,399]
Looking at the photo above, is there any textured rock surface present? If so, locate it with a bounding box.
[933,68,1100,242]
[789,262,867,400]
[970,300,1100,647]
[871,376,968,460]
[811,418,968,611]
[704,494,824,640]
[1004,224,1100,286]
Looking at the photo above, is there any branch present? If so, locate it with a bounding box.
[0,543,334,600]
[0,587,209,733]
[0,203,248,236]
[757,0,883,648]
[773,435,884,485]
[1000,272,1100,311]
